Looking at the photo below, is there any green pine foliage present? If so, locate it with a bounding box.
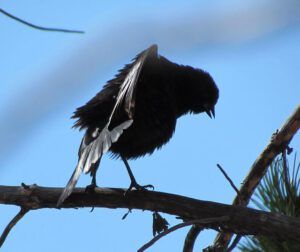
[239,154,300,252]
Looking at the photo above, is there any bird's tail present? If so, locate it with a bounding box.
[57,119,133,206]
[57,146,92,206]
[56,164,84,207]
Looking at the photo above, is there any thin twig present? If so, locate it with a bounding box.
[138,217,229,252]
[282,150,296,206]
[217,164,241,201]
[183,225,203,252]
[0,207,29,247]
[0,8,84,34]
[227,235,242,252]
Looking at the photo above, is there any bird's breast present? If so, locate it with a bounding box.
[110,84,176,159]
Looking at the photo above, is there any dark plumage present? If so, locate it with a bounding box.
[58,45,219,205]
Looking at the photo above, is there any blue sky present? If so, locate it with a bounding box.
[1,1,300,251]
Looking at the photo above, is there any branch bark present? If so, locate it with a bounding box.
[0,185,300,244]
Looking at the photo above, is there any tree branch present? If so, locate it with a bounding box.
[0,8,84,34]
[0,207,29,247]
[139,217,229,252]
[183,225,203,252]
[216,164,241,200]
[0,184,300,248]
[212,105,300,248]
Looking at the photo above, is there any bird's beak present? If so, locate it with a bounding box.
[205,107,215,119]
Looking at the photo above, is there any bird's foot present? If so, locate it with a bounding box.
[85,183,97,194]
[125,180,154,195]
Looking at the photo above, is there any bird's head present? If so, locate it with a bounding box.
[187,69,219,118]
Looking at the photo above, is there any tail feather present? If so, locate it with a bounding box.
[57,145,91,206]
[57,119,133,206]
[83,120,133,174]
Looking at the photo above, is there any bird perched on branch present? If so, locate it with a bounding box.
[58,44,219,205]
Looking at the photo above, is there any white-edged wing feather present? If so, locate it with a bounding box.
[57,119,133,205]
[83,120,133,173]
[57,45,158,206]
[108,45,156,121]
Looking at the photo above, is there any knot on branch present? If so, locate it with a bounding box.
[21,183,41,209]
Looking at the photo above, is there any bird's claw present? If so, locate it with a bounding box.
[125,181,154,195]
[85,183,97,194]
[142,184,155,190]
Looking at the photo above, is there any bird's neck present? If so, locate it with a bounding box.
[173,65,195,117]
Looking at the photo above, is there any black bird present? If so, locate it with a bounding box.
[58,45,219,205]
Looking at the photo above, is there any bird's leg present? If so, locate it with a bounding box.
[85,162,99,193]
[121,155,154,192]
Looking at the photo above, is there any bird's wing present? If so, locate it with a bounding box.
[109,44,158,120]
[57,45,158,205]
